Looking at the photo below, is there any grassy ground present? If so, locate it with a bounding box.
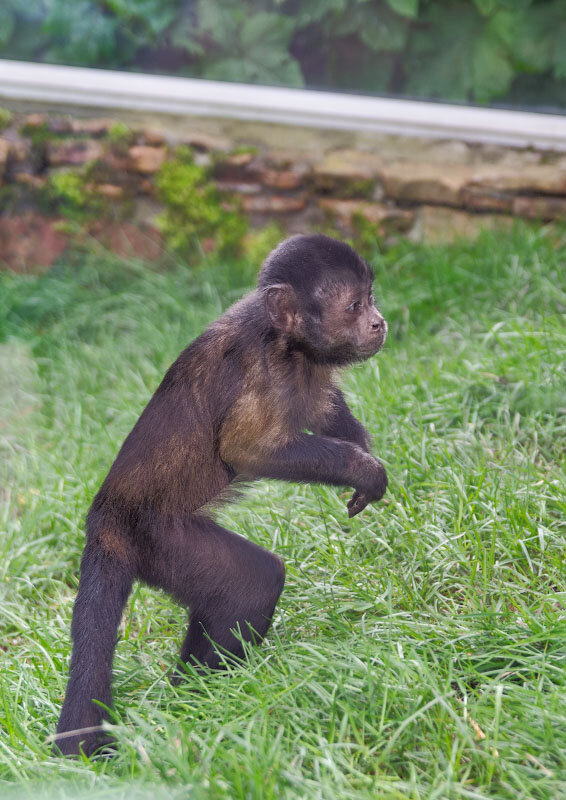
[0,226,565,799]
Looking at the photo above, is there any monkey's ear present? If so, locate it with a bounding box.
[265,284,298,333]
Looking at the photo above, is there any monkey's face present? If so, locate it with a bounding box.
[279,279,386,366]
[310,281,387,365]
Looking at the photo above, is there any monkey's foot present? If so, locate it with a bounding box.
[52,729,117,759]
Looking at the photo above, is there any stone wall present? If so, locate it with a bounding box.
[1,105,566,271]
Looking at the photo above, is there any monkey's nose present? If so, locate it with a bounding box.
[371,316,385,331]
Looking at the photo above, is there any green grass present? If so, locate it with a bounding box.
[1,226,565,799]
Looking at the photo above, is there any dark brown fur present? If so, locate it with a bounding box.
[54,234,388,756]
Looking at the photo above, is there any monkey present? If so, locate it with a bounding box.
[53,233,388,757]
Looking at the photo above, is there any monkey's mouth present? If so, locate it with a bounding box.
[337,336,385,365]
[360,326,387,356]
[358,340,384,358]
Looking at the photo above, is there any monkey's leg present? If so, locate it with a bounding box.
[54,539,133,757]
[159,517,285,678]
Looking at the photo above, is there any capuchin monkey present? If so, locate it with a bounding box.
[54,234,388,756]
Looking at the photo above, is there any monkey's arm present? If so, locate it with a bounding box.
[222,433,386,517]
[311,388,371,453]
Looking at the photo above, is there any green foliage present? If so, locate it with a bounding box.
[43,0,123,67]
[47,170,103,222]
[104,0,178,37]
[350,211,384,260]
[243,220,286,266]
[155,147,248,261]
[405,4,506,102]
[0,4,15,48]
[107,121,134,145]
[192,2,303,85]
[1,1,565,108]
[0,106,13,131]
[386,0,419,17]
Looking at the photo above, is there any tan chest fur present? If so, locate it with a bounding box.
[219,353,334,467]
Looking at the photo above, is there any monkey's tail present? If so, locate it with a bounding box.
[54,536,133,756]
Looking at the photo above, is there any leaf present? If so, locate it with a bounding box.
[104,0,178,34]
[385,0,419,19]
[551,20,566,79]
[405,5,483,101]
[0,7,15,48]
[473,0,498,15]
[240,13,295,50]
[0,13,44,60]
[293,0,348,27]
[170,24,204,56]
[6,0,47,15]
[197,0,243,45]
[360,11,407,52]
[339,3,408,52]
[472,33,514,101]
[406,1,516,103]
[489,7,552,73]
[198,7,303,87]
[42,0,120,66]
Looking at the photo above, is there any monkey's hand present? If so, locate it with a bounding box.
[347,490,365,517]
[347,455,387,518]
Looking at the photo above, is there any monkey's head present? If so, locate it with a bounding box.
[258,234,387,366]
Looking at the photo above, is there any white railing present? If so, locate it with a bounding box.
[1,59,566,150]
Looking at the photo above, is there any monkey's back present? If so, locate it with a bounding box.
[92,344,235,525]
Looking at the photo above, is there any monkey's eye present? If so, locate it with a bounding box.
[346,300,362,313]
